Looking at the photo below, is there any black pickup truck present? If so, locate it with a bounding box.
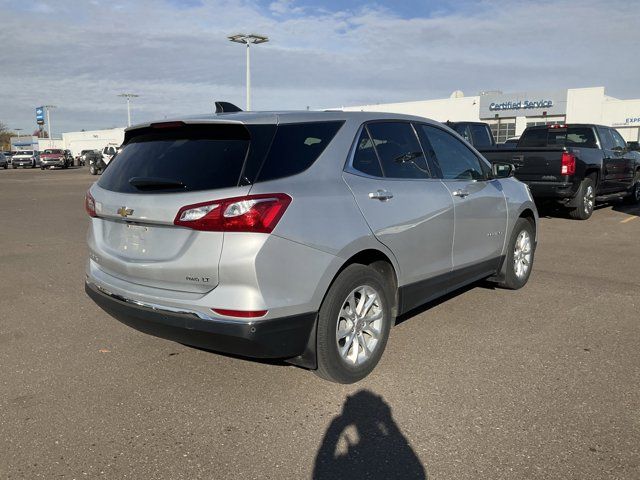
[481,124,640,219]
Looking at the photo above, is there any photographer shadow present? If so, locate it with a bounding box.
[313,390,427,480]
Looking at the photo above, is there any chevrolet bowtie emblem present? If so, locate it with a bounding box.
[117,207,134,218]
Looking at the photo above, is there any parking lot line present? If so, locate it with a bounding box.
[620,216,638,223]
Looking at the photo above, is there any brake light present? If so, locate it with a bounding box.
[174,193,291,233]
[85,191,97,217]
[561,152,576,175]
[212,308,268,318]
[150,121,186,129]
[549,124,567,129]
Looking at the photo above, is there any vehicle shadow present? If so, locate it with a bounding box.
[312,389,427,480]
[611,201,640,217]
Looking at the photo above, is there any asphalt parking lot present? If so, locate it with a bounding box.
[1,167,639,479]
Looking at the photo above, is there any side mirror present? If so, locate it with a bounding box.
[492,162,515,178]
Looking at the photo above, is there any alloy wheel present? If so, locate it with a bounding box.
[336,285,384,366]
[513,230,532,279]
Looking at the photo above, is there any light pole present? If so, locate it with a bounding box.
[11,128,22,152]
[44,105,56,148]
[118,93,139,127]
[228,34,269,111]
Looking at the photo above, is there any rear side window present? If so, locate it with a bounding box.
[257,121,343,182]
[366,122,429,179]
[450,124,472,143]
[470,124,493,147]
[98,124,251,193]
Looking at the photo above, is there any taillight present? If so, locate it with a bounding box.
[174,193,291,233]
[211,308,268,318]
[561,152,576,175]
[85,190,97,218]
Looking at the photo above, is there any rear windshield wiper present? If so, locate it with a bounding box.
[129,177,186,191]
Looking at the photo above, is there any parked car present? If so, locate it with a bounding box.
[0,153,8,169]
[444,121,496,149]
[77,149,98,166]
[101,144,120,166]
[87,150,107,175]
[40,149,73,169]
[2,151,13,165]
[12,150,39,168]
[482,124,640,219]
[85,111,538,383]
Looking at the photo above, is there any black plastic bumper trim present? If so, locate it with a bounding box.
[85,281,317,360]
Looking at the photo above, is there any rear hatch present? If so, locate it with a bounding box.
[88,121,275,294]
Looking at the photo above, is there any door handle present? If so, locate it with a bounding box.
[368,189,394,201]
[452,189,470,198]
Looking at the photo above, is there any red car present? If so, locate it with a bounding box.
[40,149,73,169]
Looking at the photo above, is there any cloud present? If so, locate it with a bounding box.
[0,0,638,133]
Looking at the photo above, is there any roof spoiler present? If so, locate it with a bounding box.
[214,101,243,114]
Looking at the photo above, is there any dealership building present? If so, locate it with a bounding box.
[342,86,640,144]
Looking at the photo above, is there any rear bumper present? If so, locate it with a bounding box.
[85,280,316,361]
[520,180,578,201]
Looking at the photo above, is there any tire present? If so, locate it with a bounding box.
[40,166,45,170]
[89,165,97,175]
[315,264,393,384]
[568,177,595,220]
[498,217,535,290]
[623,172,640,205]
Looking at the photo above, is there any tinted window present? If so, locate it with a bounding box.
[451,124,472,143]
[418,125,485,181]
[352,128,383,177]
[520,127,598,148]
[610,129,627,150]
[257,121,343,182]
[470,124,493,147]
[366,122,429,179]
[98,124,251,194]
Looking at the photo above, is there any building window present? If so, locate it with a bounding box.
[487,119,516,143]
[526,116,566,128]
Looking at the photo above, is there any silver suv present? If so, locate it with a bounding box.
[85,111,538,383]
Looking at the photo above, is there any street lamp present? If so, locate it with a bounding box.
[118,93,139,127]
[43,105,56,148]
[228,33,269,111]
[12,128,23,152]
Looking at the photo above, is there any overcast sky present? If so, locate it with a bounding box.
[1,0,638,134]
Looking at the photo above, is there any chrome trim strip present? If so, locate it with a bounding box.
[85,280,253,325]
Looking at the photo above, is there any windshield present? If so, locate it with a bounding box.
[43,149,62,154]
[17,151,34,156]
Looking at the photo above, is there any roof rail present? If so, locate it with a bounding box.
[214,101,243,114]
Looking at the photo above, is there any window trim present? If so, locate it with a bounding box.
[415,122,492,182]
[344,120,435,181]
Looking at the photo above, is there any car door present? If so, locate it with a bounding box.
[343,122,454,288]
[597,127,624,192]
[610,128,635,188]
[416,123,507,271]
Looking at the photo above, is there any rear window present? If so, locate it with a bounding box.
[97,121,343,194]
[519,127,598,148]
[98,124,251,193]
[469,124,493,147]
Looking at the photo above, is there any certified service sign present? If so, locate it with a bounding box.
[480,90,567,118]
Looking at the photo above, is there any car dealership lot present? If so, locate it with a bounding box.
[1,168,639,479]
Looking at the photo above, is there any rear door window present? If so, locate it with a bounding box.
[520,127,598,148]
[352,128,383,177]
[256,121,343,182]
[366,122,429,179]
